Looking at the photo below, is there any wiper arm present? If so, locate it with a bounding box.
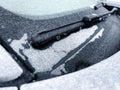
[30,7,118,49]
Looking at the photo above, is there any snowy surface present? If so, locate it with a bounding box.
[0,0,96,19]
[0,87,17,90]
[10,34,28,60]
[21,51,120,90]
[0,45,23,82]
[10,25,98,73]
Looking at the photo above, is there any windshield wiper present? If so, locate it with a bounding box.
[30,6,118,49]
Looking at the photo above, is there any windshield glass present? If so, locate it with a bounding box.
[0,0,97,20]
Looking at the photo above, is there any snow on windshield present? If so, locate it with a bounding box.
[0,0,97,20]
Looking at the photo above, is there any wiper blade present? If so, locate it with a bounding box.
[30,6,118,49]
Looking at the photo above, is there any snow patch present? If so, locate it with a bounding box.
[51,64,67,75]
[115,83,120,90]
[10,33,28,60]
[92,13,97,16]
[90,28,104,42]
[90,4,96,9]
[7,38,12,42]
[0,87,17,90]
[0,45,23,82]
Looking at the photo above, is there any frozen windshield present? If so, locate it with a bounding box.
[0,0,97,20]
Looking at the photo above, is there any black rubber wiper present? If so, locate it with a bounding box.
[30,7,118,49]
